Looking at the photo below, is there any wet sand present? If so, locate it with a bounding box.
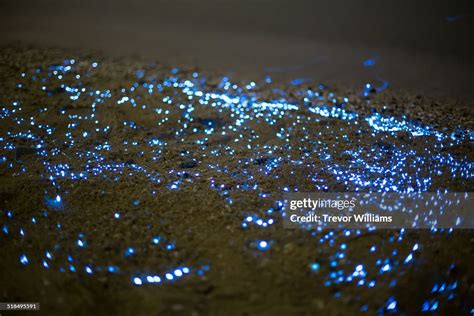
[0,2,473,315]
[0,45,473,315]
[0,0,472,100]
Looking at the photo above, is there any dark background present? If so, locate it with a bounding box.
[0,0,472,99]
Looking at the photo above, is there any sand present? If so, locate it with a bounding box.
[0,45,473,315]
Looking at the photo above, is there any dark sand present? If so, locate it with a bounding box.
[0,45,473,315]
[0,0,472,101]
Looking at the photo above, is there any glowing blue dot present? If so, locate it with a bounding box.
[153,276,161,283]
[165,273,174,280]
[135,70,145,79]
[114,212,120,219]
[257,240,270,251]
[363,59,375,67]
[85,266,93,274]
[387,300,397,310]
[381,263,391,272]
[182,267,190,274]
[147,276,155,283]
[386,296,398,311]
[310,262,320,271]
[133,277,142,285]
[55,195,61,203]
[174,269,183,277]
[124,247,135,257]
[422,301,430,312]
[430,301,438,311]
[20,254,29,265]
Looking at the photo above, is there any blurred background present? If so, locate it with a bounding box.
[0,0,472,99]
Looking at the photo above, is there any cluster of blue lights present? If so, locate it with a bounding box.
[133,266,191,286]
[0,55,472,313]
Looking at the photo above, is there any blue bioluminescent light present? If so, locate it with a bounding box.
[133,277,142,285]
[20,254,29,265]
[1,54,472,308]
[124,247,135,257]
[381,263,391,273]
[310,262,320,271]
[363,59,376,67]
[386,297,397,311]
[256,240,270,251]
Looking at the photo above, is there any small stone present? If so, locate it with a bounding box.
[195,282,214,294]
[311,298,325,310]
[15,146,36,159]
[180,160,198,168]
[283,243,295,255]
[172,304,184,311]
